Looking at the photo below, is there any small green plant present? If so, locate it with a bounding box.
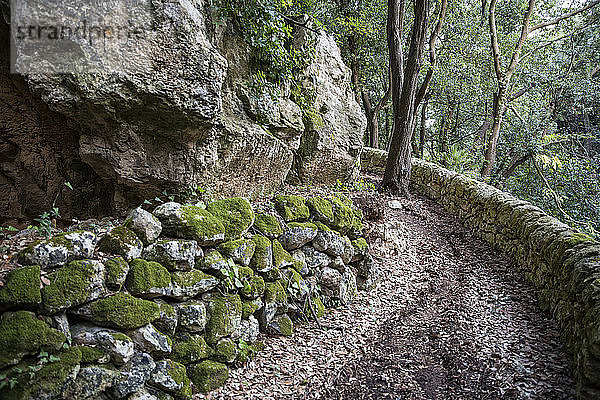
[34,207,60,238]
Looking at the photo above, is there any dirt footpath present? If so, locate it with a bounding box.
[203,193,575,400]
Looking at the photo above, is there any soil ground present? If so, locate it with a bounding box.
[205,192,575,400]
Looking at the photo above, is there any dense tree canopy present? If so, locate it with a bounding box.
[217,0,600,237]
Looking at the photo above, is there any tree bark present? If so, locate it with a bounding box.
[382,0,430,196]
[419,95,429,157]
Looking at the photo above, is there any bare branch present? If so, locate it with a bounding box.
[506,0,536,79]
[529,0,600,33]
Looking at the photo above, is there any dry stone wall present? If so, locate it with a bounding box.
[0,195,378,400]
[360,146,600,399]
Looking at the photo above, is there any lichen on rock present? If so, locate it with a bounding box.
[203,293,242,345]
[142,239,200,271]
[307,197,334,224]
[218,239,256,267]
[18,231,97,268]
[250,235,274,272]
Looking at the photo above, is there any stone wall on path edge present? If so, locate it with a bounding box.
[361,146,600,399]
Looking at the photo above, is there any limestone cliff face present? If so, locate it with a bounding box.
[1,1,365,219]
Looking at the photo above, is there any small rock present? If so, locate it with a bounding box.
[71,323,135,365]
[188,360,229,393]
[313,230,345,257]
[169,270,219,301]
[97,226,143,261]
[317,267,343,289]
[231,316,260,343]
[290,249,310,276]
[175,301,207,333]
[18,231,97,268]
[126,207,163,245]
[203,293,242,345]
[142,240,199,271]
[63,365,119,400]
[44,313,71,343]
[278,223,318,250]
[105,256,130,291]
[111,353,156,399]
[127,324,172,356]
[273,195,310,222]
[153,300,178,337]
[388,200,403,209]
[250,235,273,273]
[267,313,294,336]
[206,197,255,241]
[302,246,331,271]
[218,239,256,267]
[328,255,346,273]
[149,360,191,398]
[153,202,225,245]
[212,338,239,364]
[171,334,212,364]
[125,259,172,298]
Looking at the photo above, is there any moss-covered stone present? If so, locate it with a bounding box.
[272,239,294,269]
[204,294,242,345]
[269,314,294,336]
[239,272,265,300]
[97,226,142,260]
[178,205,226,245]
[41,259,105,314]
[188,360,229,393]
[281,268,308,302]
[206,197,255,241]
[170,270,219,301]
[156,359,192,399]
[218,239,256,267]
[85,293,160,330]
[241,298,263,318]
[0,346,82,400]
[260,266,282,282]
[0,265,41,309]
[331,197,355,233]
[253,213,283,238]
[212,338,239,364]
[273,195,310,222]
[313,222,332,232]
[125,259,171,298]
[77,345,107,363]
[172,334,212,364]
[104,257,129,290]
[264,281,287,308]
[153,300,178,337]
[0,311,65,368]
[287,222,319,230]
[250,235,273,272]
[307,197,334,223]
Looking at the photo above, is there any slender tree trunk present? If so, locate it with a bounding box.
[382,0,430,195]
[419,95,429,158]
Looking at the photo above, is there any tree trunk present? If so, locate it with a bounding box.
[382,0,430,196]
[419,96,428,158]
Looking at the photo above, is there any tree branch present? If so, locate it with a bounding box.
[489,0,503,79]
[529,0,600,33]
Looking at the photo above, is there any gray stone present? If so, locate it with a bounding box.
[169,270,219,301]
[291,26,366,185]
[291,249,310,276]
[203,293,242,345]
[149,360,185,394]
[329,255,346,273]
[97,227,143,261]
[267,313,294,336]
[175,301,207,333]
[212,338,239,364]
[153,300,178,337]
[126,207,162,245]
[111,353,157,399]
[200,250,233,275]
[231,315,260,343]
[279,225,318,250]
[127,324,172,356]
[63,366,119,400]
[128,388,174,400]
[301,246,330,271]
[142,239,199,271]
[341,236,354,265]
[44,313,71,343]
[313,231,345,257]
[71,324,135,365]
[317,267,343,289]
[18,231,97,268]
[219,239,256,267]
[257,302,278,332]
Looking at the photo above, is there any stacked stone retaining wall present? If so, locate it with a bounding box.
[361,146,600,399]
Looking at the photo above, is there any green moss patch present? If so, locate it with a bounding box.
[162,360,191,399]
[41,259,104,314]
[0,265,41,309]
[77,345,107,363]
[273,195,310,222]
[240,274,265,300]
[104,257,129,290]
[264,281,287,305]
[288,222,318,230]
[97,226,142,260]
[180,205,226,244]
[241,298,262,318]
[87,293,160,330]
[313,222,332,232]
[212,338,238,364]
[204,294,242,345]
[125,259,171,297]
[307,197,334,223]
[172,335,212,364]
[0,311,65,368]
[250,235,273,272]
[253,213,283,238]
[273,239,294,269]
[188,360,229,393]
[330,197,355,233]
[236,341,265,364]
[206,197,255,241]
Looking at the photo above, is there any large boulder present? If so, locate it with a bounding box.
[6,2,363,217]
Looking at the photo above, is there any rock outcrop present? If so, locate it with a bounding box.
[2,3,365,219]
